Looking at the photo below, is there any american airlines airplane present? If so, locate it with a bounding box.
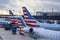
[19,15,60,40]
[14,7,60,40]
[0,10,19,28]
[22,7,60,31]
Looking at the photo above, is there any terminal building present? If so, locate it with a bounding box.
[35,11,60,20]
[34,11,60,24]
[36,11,60,16]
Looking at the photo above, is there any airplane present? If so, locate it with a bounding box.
[19,15,60,40]
[22,7,60,31]
[14,7,60,40]
[0,10,19,29]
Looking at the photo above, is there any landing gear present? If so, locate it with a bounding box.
[12,29,16,34]
[11,23,17,34]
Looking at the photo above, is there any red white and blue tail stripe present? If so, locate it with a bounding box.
[9,10,17,23]
[9,10,25,32]
[22,7,40,27]
[17,19,23,32]
[16,17,26,32]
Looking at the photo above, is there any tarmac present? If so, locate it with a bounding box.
[0,28,34,40]
[0,28,60,40]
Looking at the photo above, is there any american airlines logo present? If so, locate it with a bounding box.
[23,9,40,27]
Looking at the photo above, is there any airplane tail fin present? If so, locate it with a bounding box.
[9,10,16,23]
[16,16,26,32]
[22,7,40,27]
[9,10,14,16]
[16,16,26,27]
[22,7,34,19]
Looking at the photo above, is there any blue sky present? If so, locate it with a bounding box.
[0,0,60,12]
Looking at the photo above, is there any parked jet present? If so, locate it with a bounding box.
[22,7,60,31]
[0,10,18,29]
[19,15,60,40]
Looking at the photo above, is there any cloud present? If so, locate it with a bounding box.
[0,0,60,12]
[17,0,60,12]
[0,0,17,10]
[0,0,9,9]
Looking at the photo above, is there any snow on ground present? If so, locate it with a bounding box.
[0,28,34,40]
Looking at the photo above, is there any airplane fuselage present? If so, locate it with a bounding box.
[23,27,60,40]
[37,21,60,31]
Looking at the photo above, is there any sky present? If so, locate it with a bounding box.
[0,0,60,15]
